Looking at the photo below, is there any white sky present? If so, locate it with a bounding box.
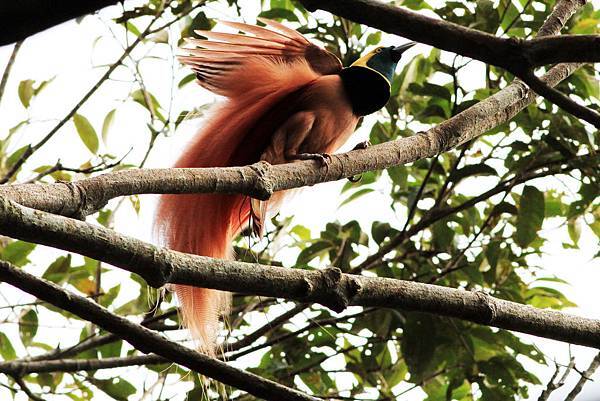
[0,1,599,400]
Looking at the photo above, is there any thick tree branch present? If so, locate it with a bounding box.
[0,261,318,401]
[1,198,600,349]
[0,1,124,46]
[299,0,596,69]
[0,62,582,216]
[299,0,600,127]
[523,70,600,128]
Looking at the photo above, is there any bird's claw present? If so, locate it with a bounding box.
[348,141,370,182]
[352,140,371,151]
[292,152,331,167]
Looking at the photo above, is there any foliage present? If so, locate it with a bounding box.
[0,0,598,400]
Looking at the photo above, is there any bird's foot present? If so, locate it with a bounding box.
[291,152,332,167]
[348,141,371,182]
[352,140,371,151]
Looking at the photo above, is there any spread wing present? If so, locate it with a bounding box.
[178,18,342,96]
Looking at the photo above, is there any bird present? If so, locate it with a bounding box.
[155,17,416,352]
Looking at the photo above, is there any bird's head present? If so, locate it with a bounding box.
[340,42,416,116]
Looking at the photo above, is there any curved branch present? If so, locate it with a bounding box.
[298,0,596,69]
[0,62,582,217]
[298,0,600,127]
[1,198,600,349]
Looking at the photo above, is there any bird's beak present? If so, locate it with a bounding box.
[391,42,417,62]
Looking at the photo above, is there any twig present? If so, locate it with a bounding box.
[538,357,575,401]
[12,375,44,401]
[225,303,308,352]
[565,352,600,401]
[0,355,167,375]
[0,40,23,106]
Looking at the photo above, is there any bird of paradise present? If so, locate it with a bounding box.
[155,17,416,352]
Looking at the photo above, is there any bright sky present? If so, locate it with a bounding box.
[0,1,599,400]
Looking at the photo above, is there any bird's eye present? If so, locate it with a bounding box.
[375,48,382,53]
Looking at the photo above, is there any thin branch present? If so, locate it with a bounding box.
[225,303,308,352]
[400,155,437,233]
[522,70,600,127]
[0,40,23,106]
[0,261,319,401]
[351,152,592,273]
[12,375,43,401]
[565,352,600,401]
[0,355,168,375]
[25,309,177,362]
[538,357,575,401]
[228,308,376,361]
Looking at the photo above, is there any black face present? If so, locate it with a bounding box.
[340,42,417,116]
[339,67,392,116]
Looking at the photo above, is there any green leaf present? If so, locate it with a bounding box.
[6,145,30,169]
[18,79,34,108]
[567,217,582,248]
[1,241,36,267]
[100,284,121,307]
[43,255,72,284]
[73,114,99,154]
[19,309,38,345]
[178,73,196,88]
[401,313,438,382]
[388,165,408,187]
[131,89,165,122]
[94,377,136,400]
[432,220,454,250]
[340,188,374,207]
[0,332,16,360]
[101,109,116,143]
[296,241,332,265]
[515,186,545,248]
[449,163,497,184]
[259,8,299,22]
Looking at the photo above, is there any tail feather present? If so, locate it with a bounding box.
[155,57,318,350]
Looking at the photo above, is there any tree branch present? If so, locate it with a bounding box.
[0,355,167,376]
[0,1,123,46]
[1,198,600,349]
[0,41,23,106]
[564,352,600,401]
[0,62,582,217]
[0,261,319,401]
[299,0,596,69]
[298,0,600,127]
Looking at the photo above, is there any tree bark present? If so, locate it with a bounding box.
[0,0,124,46]
[1,197,600,349]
